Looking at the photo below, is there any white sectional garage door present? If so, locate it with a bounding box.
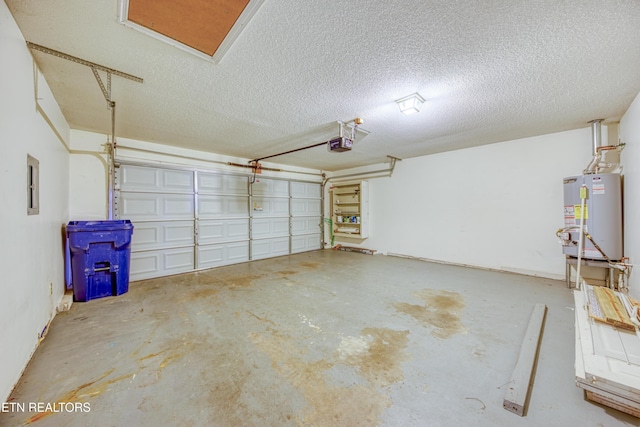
[116,164,321,281]
[290,181,322,253]
[196,171,250,270]
[251,178,291,260]
[116,165,196,281]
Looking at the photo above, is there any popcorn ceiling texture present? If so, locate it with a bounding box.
[6,0,640,171]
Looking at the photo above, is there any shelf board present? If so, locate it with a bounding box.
[334,231,363,237]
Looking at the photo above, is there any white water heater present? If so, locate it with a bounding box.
[561,173,623,261]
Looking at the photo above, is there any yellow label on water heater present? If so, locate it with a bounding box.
[574,205,588,219]
[579,186,588,199]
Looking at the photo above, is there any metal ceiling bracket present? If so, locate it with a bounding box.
[91,66,113,109]
[107,72,112,109]
[26,42,144,83]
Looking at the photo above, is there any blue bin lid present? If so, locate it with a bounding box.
[67,220,134,232]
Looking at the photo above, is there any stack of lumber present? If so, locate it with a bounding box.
[630,296,640,326]
[587,286,635,331]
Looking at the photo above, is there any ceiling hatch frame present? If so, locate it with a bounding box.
[117,0,265,63]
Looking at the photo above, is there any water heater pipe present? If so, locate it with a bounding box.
[591,119,602,155]
[583,119,605,174]
[575,184,588,289]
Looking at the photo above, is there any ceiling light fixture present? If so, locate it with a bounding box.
[395,93,425,115]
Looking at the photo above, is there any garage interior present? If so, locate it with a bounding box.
[2,1,640,426]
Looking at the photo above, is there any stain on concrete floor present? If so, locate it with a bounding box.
[277,270,299,278]
[394,289,467,338]
[24,369,124,424]
[181,286,220,301]
[298,262,320,270]
[250,321,411,426]
[339,328,410,388]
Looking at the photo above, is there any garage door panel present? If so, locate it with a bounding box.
[165,222,195,244]
[198,219,249,244]
[252,178,289,196]
[121,193,194,220]
[251,237,289,260]
[163,169,194,191]
[130,247,194,281]
[291,199,321,216]
[198,172,248,195]
[252,197,289,216]
[132,221,194,250]
[199,195,249,218]
[120,165,156,190]
[119,165,193,193]
[164,196,195,217]
[291,234,322,253]
[122,196,159,218]
[252,217,290,239]
[130,252,159,280]
[291,217,320,235]
[197,241,249,269]
[164,248,194,271]
[290,181,321,199]
[132,224,159,249]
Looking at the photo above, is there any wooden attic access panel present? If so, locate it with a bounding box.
[127,0,251,56]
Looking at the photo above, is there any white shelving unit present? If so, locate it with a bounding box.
[330,180,368,239]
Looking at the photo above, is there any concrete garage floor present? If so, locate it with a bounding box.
[2,250,638,426]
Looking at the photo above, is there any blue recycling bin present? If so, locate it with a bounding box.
[66,220,134,302]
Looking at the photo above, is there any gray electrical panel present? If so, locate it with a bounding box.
[561,173,622,261]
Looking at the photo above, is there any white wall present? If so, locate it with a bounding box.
[0,2,70,402]
[68,130,111,220]
[341,128,596,280]
[620,91,640,297]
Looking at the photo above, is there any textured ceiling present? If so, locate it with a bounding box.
[6,0,640,171]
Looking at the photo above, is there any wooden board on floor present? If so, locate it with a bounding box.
[503,303,547,416]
